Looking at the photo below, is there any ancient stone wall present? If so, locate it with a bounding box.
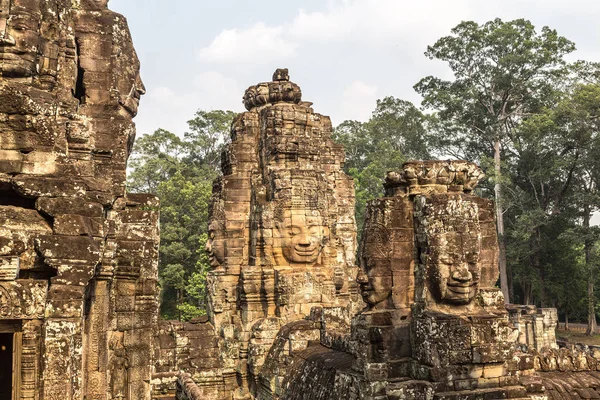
[0,1,159,399]
[162,69,360,399]
[507,305,558,351]
[153,319,225,399]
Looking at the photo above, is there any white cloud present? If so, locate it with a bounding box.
[197,0,472,69]
[193,71,243,111]
[137,71,243,137]
[290,0,471,45]
[197,22,297,64]
[337,80,378,123]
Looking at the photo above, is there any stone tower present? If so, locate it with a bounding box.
[202,69,360,396]
[0,1,159,399]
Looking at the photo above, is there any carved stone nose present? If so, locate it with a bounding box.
[451,266,473,282]
[205,240,212,253]
[356,270,368,284]
[297,235,311,246]
[136,80,146,95]
[0,33,15,46]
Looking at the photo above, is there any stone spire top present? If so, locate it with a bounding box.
[243,68,302,110]
[385,160,485,196]
[272,68,290,81]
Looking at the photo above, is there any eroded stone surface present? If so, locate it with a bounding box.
[0,1,158,399]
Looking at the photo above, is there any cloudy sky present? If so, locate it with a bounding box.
[109,0,600,138]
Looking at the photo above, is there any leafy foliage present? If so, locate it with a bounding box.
[128,110,235,320]
[333,97,430,234]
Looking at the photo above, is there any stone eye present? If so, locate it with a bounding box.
[308,226,321,235]
[440,256,454,264]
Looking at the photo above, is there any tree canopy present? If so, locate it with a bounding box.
[128,110,235,320]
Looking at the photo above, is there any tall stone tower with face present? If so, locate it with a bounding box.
[205,69,360,396]
[0,1,158,399]
[352,160,517,395]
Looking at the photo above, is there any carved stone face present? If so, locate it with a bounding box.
[0,0,44,79]
[357,261,392,310]
[275,210,327,265]
[205,221,225,267]
[427,229,481,305]
[107,16,145,118]
[358,221,393,310]
[118,71,146,117]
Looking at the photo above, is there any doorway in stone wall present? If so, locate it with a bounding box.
[0,321,22,400]
[0,332,13,398]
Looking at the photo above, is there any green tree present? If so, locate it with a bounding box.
[415,18,576,303]
[128,110,235,320]
[333,97,429,235]
[185,110,237,170]
[536,66,600,332]
[128,129,185,193]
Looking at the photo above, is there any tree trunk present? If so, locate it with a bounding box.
[177,288,182,322]
[494,139,510,303]
[507,261,514,307]
[535,228,547,308]
[586,275,596,336]
[565,312,569,331]
[584,211,597,336]
[523,282,533,306]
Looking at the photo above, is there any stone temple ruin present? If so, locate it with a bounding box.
[0,0,158,399]
[155,71,600,400]
[2,1,600,400]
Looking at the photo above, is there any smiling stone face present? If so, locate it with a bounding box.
[357,261,393,310]
[0,0,44,80]
[427,224,481,305]
[415,193,483,307]
[275,209,328,266]
[205,221,226,268]
[357,218,394,311]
